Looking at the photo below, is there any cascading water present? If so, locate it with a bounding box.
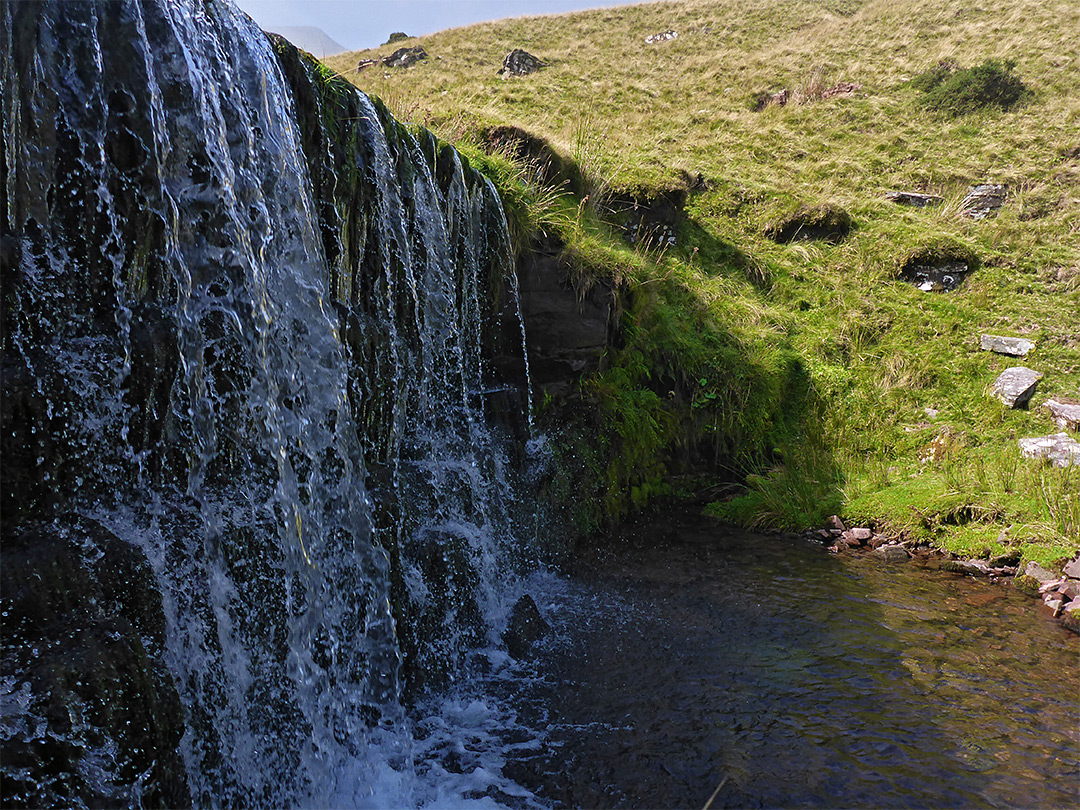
[1,1,542,807]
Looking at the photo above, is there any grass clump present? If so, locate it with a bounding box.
[912,58,1032,116]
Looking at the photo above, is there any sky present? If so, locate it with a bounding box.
[233,0,636,53]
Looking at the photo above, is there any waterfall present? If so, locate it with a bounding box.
[1,1,538,807]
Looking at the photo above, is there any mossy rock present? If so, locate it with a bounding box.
[1012,573,1041,597]
[765,203,853,244]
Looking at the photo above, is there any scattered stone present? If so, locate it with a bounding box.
[1043,593,1066,616]
[979,334,1036,357]
[817,529,833,540]
[1018,432,1080,467]
[645,30,678,44]
[1055,580,1079,600]
[840,530,862,548]
[827,515,846,532]
[383,46,427,69]
[885,191,943,207]
[924,407,940,418]
[357,58,378,71]
[990,367,1042,408]
[498,49,547,77]
[851,527,873,541]
[503,595,550,658]
[1038,578,1065,594]
[820,81,863,100]
[869,534,890,549]
[1044,399,1080,432]
[961,184,1007,219]
[874,544,910,562]
[1063,557,1080,579]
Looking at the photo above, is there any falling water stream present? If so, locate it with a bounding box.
[2,2,1078,809]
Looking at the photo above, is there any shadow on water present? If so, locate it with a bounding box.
[500,509,1079,809]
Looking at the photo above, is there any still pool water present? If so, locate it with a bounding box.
[472,510,1079,809]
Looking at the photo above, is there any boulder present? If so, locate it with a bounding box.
[498,49,546,77]
[851,527,873,541]
[962,184,1007,219]
[503,595,550,658]
[1044,399,1080,431]
[990,367,1042,408]
[885,191,943,207]
[979,334,1035,357]
[1018,432,1080,467]
[383,46,427,69]
[645,30,678,44]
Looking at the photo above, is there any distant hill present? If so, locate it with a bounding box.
[270,25,345,57]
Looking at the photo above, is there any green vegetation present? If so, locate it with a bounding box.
[322,0,1080,566]
[911,59,1032,117]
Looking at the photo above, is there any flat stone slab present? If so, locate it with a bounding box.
[1044,399,1080,431]
[990,367,1042,408]
[885,191,943,207]
[1018,432,1080,467]
[979,334,1035,357]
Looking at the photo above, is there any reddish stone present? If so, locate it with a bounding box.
[852,527,873,541]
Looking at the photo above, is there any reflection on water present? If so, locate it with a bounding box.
[500,510,1079,809]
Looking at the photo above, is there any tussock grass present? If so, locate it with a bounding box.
[322,0,1080,563]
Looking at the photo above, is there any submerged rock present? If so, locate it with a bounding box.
[874,544,911,562]
[990,367,1042,408]
[504,595,551,658]
[979,334,1036,357]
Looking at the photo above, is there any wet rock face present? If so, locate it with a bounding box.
[516,235,622,397]
[1,518,189,809]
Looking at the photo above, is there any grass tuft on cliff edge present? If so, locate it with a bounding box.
[322,0,1080,566]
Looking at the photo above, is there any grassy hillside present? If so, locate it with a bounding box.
[322,0,1080,566]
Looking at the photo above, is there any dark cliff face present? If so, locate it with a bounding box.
[1,1,539,805]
